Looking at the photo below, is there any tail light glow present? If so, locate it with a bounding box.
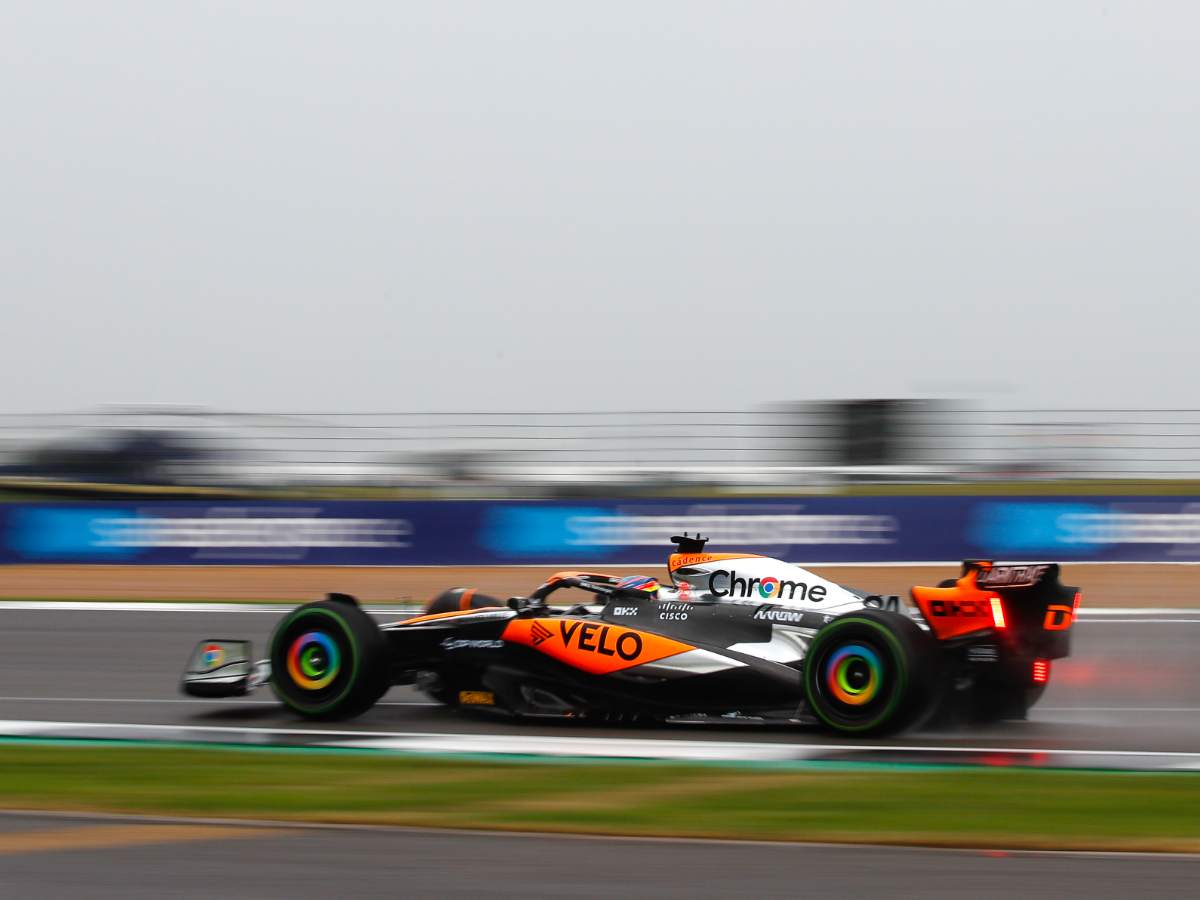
[1073,592,1082,621]
[989,596,1007,629]
[1032,659,1051,684]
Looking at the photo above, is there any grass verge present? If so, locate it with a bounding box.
[1,744,1197,852]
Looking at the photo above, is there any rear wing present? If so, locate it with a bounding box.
[911,561,1080,659]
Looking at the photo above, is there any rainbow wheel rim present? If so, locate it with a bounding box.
[286,631,341,690]
[824,643,882,707]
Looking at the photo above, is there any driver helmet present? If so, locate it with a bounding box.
[616,575,659,595]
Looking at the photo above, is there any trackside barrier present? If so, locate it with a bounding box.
[1,498,1200,565]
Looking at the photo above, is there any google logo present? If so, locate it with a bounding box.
[201,643,225,669]
[758,577,780,598]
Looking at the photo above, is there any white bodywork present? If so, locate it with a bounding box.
[665,554,882,616]
[643,553,910,668]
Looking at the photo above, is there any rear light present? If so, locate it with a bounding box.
[1073,592,1082,621]
[1032,658,1051,684]
[989,596,1007,629]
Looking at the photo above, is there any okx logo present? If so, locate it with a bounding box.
[708,570,827,602]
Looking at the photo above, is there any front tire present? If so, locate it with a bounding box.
[269,599,388,719]
[804,610,938,736]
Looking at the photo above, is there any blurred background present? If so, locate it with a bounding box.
[3,3,1200,895]
[4,402,1200,499]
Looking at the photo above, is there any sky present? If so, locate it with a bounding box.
[2,2,1198,413]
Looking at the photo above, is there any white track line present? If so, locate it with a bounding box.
[0,602,418,613]
[1,718,1198,763]
[1040,707,1200,713]
[0,697,1191,714]
[0,697,438,707]
[1,601,1198,618]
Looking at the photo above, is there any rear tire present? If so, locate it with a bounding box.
[269,599,388,720]
[804,610,939,736]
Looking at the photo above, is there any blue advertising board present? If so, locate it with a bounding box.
[1,496,1198,565]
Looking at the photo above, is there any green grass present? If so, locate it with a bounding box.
[1,744,1197,851]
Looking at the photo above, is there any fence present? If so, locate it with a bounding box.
[2,405,1200,493]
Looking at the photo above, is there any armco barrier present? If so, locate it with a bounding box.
[1,497,1200,565]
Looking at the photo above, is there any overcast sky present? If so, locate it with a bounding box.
[2,2,1197,412]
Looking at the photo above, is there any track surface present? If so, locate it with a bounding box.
[3,811,1199,900]
[0,606,1198,755]
[1,607,1199,896]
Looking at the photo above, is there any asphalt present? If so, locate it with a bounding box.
[1,811,1198,900]
[0,607,1197,755]
[1,607,1199,895]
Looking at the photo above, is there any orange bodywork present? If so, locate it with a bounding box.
[502,618,695,675]
[401,607,507,626]
[911,569,1003,641]
[668,553,763,572]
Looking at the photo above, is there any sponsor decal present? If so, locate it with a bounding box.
[6,507,412,562]
[610,606,639,616]
[752,606,807,625]
[752,606,831,628]
[92,516,411,548]
[970,502,1200,555]
[708,570,827,602]
[458,690,495,705]
[200,643,225,670]
[529,621,553,646]
[676,580,692,601]
[479,508,896,558]
[1043,604,1073,631]
[440,638,504,650]
[928,599,992,618]
[566,514,897,547]
[501,618,693,675]
[976,565,1049,588]
[657,601,690,621]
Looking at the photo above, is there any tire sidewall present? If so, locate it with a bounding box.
[270,602,381,718]
[804,613,930,735]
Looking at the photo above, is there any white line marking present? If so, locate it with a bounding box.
[0,697,1188,715]
[1077,619,1200,624]
[1079,608,1200,616]
[2,601,1199,619]
[1040,707,1200,713]
[0,697,437,707]
[0,718,1197,762]
[0,602,418,614]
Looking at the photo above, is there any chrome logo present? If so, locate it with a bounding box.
[824,643,882,706]
[201,643,225,670]
[287,631,341,690]
[757,577,780,599]
[708,570,827,602]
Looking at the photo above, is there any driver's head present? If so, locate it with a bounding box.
[616,575,659,596]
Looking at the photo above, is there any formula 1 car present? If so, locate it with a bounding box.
[182,535,1080,735]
